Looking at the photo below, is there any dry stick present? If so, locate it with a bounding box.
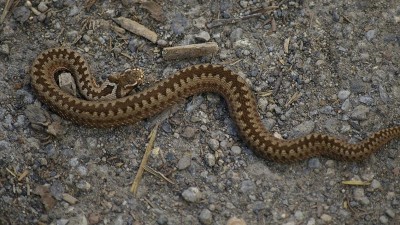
[0,0,14,24]
[144,166,175,185]
[162,42,219,60]
[130,123,159,195]
[207,6,279,28]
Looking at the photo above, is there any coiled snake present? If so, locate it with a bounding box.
[30,48,400,162]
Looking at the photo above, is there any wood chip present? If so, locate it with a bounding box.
[284,37,290,54]
[162,42,219,60]
[62,193,78,204]
[113,17,157,43]
[141,1,165,22]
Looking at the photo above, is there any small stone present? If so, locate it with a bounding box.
[226,217,247,225]
[193,17,207,29]
[182,187,201,202]
[338,90,351,100]
[177,155,191,170]
[199,209,212,225]
[289,121,315,138]
[68,215,88,225]
[57,219,69,225]
[0,44,10,56]
[282,221,295,225]
[230,28,243,42]
[231,146,241,155]
[320,214,332,222]
[258,98,269,111]
[239,180,255,193]
[294,210,304,221]
[195,31,211,42]
[88,213,101,225]
[205,153,215,167]
[370,179,381,190]
[157,39,168,47]
[350,105,370,120]
[161,121,172,133]
[38,158,48,166]
[207,139,219,151]
[69,5,80,17]
[308,158,321,169]
[37,2,48,12]
[366,29,377,41]
[62,193,78,204]
[341,99,352,111]
[385,208,395,218]
[359,96,374,105]
[379,215,388,224]
[181,126,197,139]
[306,218,316,225]
[13,6,30,23]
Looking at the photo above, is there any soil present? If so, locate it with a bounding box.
[0,0,399,224]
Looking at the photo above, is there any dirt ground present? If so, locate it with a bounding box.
[1,0,399,224]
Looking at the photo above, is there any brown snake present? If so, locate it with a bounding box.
[31,48,400,163]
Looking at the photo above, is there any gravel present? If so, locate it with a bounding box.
[1,1,399,224]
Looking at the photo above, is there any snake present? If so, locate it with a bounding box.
[30,47,400,163]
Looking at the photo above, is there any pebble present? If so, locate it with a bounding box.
[308,158,321,169]
[359,96,374,105]
[69,5,80,16]
[370,179,381,190]
[341,99,352,111]
[182,187,201,202]
[67,215,88,225]
[353,188,370,205]
[366,29,377,41]
[350,105,370,120]
[199,209,212,225]
[320,214,332,222]
[231,146,241,155]
[294,210,304,221]
[239,180,255,193]
[230,28,243,42]
[379,215,389,224]
[195,31,211,42]
[13,6,30,23]
[306,218,316,225]
[37,2,48,12]
[0,44,10,56]
[207,138,219,151]
[337,90,350,100]
[282,221,295,225]
[87,213,101,224]
[205,153,216,167]
[226,217,247,225]
[289,121,315,138]
[177,154,191,170]
[384,209,395,220]
[62,193,78,204]
[161,121,172,133]
[181,126,197,139]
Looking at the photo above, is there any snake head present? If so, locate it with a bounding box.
[108,68,144,97]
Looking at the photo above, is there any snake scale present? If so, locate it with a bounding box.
[31,48,400,162]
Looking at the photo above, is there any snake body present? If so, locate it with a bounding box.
[31,48,400,162]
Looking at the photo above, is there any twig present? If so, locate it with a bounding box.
[130,123,160,195]
[0,0,14,24]
[206,6,279,28]
[144,166,175,185]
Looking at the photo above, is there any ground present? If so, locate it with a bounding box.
[0,0,399,224]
